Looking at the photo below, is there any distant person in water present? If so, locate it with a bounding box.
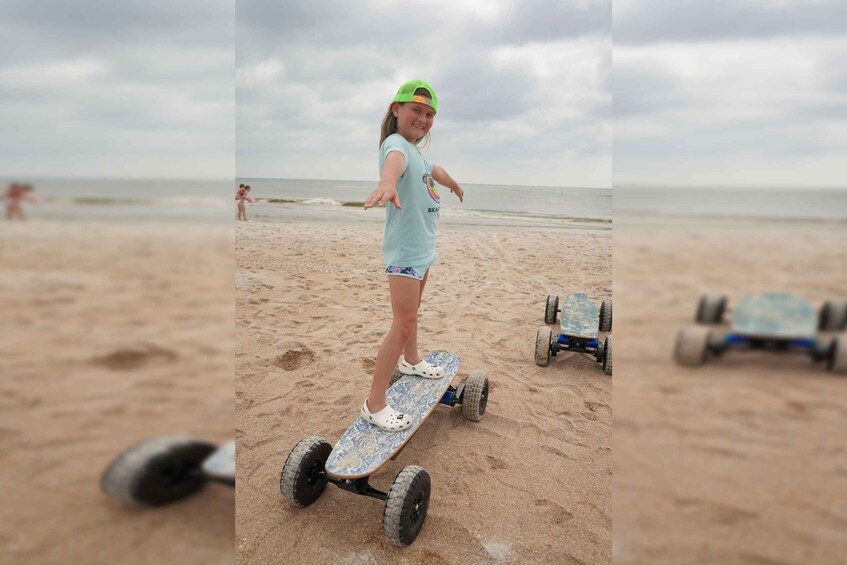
[236,184,255,221]
[4,182,41,220]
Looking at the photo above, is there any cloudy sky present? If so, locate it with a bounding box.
[0,0,234,179]
[614,0,847,188]
[5,1,841,189]
[236,0,612,188]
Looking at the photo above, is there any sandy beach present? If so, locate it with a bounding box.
[0,221,235,564]
[613,217,847,564]
[235,220,612,563]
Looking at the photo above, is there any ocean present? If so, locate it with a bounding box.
[2,178,231,223]
[238,178,612,231]
[11,179,836,227]
[615,186,847,222]
[4,177,612,231]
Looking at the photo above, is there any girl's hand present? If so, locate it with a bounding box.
[431,165,463,203]
[451,185,464,203]
[364,181,401,210]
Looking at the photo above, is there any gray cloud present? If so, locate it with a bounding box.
[237,0,609,51]
[434,59,536,123]
[617,117,836,160]
[615,0,847,45]
[0,0,235,178]
[494,0,611,42]
[1,1,233,64]
[236,1,612,186]
[612,63,681,118]
[614,1,847,186]
[1,1,610,183]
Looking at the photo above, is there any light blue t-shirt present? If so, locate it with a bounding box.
[379,133,440,267]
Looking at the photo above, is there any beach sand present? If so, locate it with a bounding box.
[613,217,847,564]
[0,221,235,564]
[235,220,612,563]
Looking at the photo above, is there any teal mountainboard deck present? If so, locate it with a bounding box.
[202,440,235,480]
[325,351,460,479]
[732,292,817,338]
[560,293,599,338]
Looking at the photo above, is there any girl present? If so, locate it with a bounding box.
[236,184,254,221]
[4,183,40,220]
[362,79,464,432]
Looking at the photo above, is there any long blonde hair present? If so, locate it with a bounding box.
[379,88,432,148]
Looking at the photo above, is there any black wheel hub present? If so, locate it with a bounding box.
[159,461,192,486]
[306,459,323,486]
[410,491,424,524]
[479,382,489,414]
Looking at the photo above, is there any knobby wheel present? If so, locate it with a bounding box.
[602,335,612,375]
[383,466,431,547]
[599,301,612,332]
[674,325,712,367]
[696,294,727,324]
[828,335,847,375]
[545,295,559,325]
[535,326,552,366]
[461,371,489,422]
[101,437,217,507]
[280,436,332,507]
[819,302,847,332]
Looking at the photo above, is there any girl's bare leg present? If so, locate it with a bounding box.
[368,275,421,413]
[402,269,429,365]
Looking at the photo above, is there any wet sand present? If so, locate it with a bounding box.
[235,220,612,563]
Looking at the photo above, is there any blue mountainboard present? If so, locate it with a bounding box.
[325,351,460,479]
[560,293,599,338]
[202,439,235,480]
[732,293,817,339]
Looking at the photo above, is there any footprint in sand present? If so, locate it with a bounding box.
[486,455,509,470]
[584,400,609,413]
[90,345,178,371]
[675,498,758,526]
[783,399,812,420]
[236,391,254,411]
[534,499,575,525]
[360,357,376,372]
[274,347,315,371]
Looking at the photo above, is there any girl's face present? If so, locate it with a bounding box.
[393,101,435,143]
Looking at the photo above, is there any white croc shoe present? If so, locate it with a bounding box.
[397,356,444,379]
[361,400,413,432]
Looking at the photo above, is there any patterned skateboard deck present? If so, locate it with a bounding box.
[732,292,816,338]
[560,293,599,338]
[325,351,460,479]
[202,439,235,480]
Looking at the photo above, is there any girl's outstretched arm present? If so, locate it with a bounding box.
[364,151,406,210]
[432,165,464,203]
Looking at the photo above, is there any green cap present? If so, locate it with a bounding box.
[392,79,438,113]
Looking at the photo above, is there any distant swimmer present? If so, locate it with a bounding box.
[4,182,41,221]
[236,184,255,221]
